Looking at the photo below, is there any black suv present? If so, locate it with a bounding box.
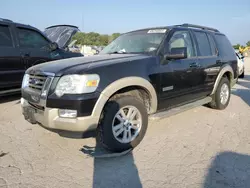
[0,18,82,95]
[21,24,237,152]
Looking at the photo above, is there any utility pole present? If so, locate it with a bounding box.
[81,13,84,31]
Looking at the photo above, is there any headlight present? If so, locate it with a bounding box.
[55,74,100,97]
[22,74,30,88]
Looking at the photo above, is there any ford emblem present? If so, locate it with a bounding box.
[30,78,39,85]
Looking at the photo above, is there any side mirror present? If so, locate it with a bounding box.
[49,42,59,51]
[165,47,187,60]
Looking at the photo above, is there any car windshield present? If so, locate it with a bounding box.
[100,29,167,54]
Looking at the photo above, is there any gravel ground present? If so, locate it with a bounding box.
[1,58,250,188]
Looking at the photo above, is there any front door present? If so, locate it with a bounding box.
[16,26,61,69]
[0,23,24,89]
[158,29,200,110]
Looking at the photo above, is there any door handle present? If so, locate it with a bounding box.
[189,62,200,68]
[21,53,30,58]
[216,60,222,64]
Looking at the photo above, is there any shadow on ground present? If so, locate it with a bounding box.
[80,132,142,188]
[48,128,141,187]
[237,75,250,89]
[0,94,21,104]
[232,75,250,106]
[204,151,250,188]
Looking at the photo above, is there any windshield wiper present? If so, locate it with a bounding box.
[107,51,150,55]
[108,51,127,54]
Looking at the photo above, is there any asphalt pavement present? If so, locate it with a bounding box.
[1,58,250,188]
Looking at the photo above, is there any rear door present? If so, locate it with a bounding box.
[192,30,219,96]
[16,26,61,69]
[0,23,24,89]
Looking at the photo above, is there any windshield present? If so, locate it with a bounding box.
[100,29,167,54]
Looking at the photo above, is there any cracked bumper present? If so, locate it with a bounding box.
[21,98,99,132]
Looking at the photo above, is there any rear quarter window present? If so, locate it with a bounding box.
[207,33,217,56]
[214,34,235,58]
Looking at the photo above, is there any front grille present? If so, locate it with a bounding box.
[28,74,48,92]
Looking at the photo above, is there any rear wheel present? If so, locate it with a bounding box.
[209,77,231,110]
[97,95,148,152]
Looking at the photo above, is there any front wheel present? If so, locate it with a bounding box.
[209,77,231,110]
[97,95,148,152]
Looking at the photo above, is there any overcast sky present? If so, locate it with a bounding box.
[2,0,250,45]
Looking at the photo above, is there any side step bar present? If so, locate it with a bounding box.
[149,97,212,120]
[0,88,21,95]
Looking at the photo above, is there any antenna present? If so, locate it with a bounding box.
[81,13,84,31]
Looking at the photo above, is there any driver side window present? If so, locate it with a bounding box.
[166,30,195,58]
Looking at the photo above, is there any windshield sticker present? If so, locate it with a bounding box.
[148,29,167,33]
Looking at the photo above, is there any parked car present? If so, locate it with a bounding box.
[235,50,245,78]
[0,18,83,95]
[21,24,237,152]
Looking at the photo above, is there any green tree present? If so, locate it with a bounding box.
[233,44,241,49]
[72,32,85,45]
[87,32,101,45]
[246,41,250,47]
[112,33,121,39]
[109,33,121,42]
[71,32,121,46]
[100,35,109,46]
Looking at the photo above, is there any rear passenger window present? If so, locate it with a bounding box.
[214,34,235,57]
[207,34,217,56]
[194,31,212,56]
[0,25,13,47]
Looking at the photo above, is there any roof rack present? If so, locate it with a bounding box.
[179,23,219,32]
[0,18,13,23]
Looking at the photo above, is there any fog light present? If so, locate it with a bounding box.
[58,109,77,118]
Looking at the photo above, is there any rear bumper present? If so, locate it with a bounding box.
[21,98,99,132]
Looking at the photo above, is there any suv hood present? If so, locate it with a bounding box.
[27,54,152,76]
[44,25,79,49]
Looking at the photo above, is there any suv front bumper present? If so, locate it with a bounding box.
[21,98,99,132]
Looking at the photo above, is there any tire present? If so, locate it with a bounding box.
[209,77,231,110]
[97,95,148,152]
[239,71,245,78]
